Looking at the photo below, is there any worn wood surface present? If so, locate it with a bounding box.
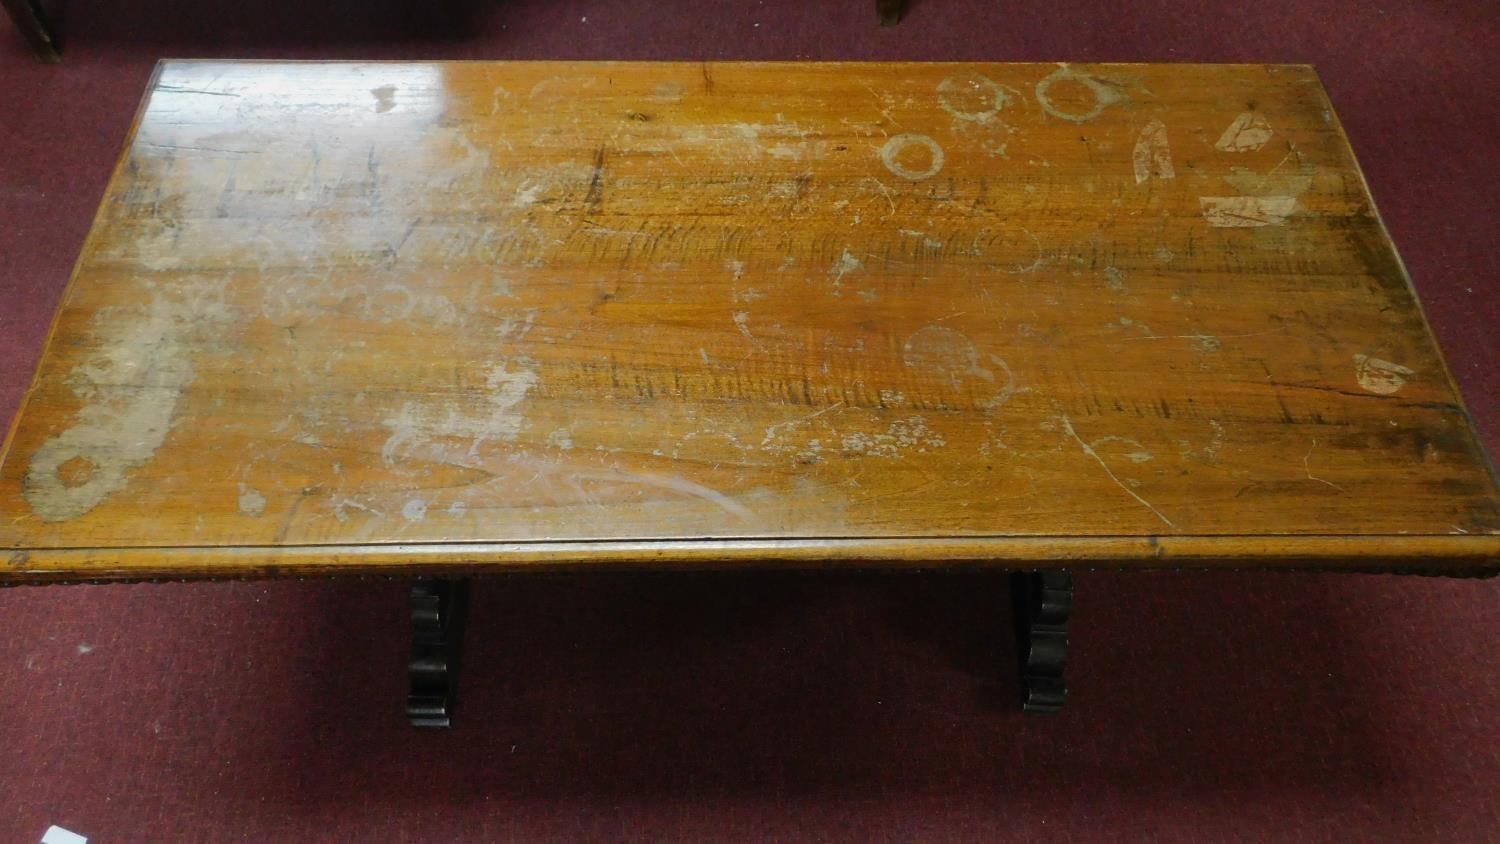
[2,60,1498,581]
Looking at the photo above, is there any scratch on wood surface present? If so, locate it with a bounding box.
[575,467,759,524]
[863,85,905,129]
[1059,415,1176,528]
[332,497,384,523]
[1225,149,1315,197]
[584,146,607,212]
[732,311,758,356]
[1089,436,1155,464]
[863,177,897,216]
[157,85,241,97]
[141,142,254,156]
[580,222,651,239]
[1200,196,1297,227]
[1122,329,1284,350]
[490,85,512,115]
[761,401,847,447]
[1007,227,1045,274]
[272,491,312,543]
[1303,439,1344,490]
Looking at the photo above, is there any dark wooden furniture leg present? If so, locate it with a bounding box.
[407,578,470,729]
[1,0,61,62]
[1011,570,1072,713]
[877,0,903,25]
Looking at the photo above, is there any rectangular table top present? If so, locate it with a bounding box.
[3,60,1498,582]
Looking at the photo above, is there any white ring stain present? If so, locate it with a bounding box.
[1034,66,1122,123]
[879,134,945,181]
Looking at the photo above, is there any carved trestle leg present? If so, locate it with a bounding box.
[1010,570,1073,713]
[407,578,470,729]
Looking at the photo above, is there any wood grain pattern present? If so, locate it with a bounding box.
[2,60,1497,582]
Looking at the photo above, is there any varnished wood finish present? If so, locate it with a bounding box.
[2,61,1498,582]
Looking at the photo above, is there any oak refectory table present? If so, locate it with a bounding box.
[3,61,1498,728]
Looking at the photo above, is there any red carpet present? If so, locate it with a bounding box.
[2,1,1498,841]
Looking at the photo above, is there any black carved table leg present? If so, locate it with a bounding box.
[407,578,470,729]
[1010,570,1073,713]
[876,0,903,25]
[1,0,62,62]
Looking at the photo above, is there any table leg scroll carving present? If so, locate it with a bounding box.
[407,578,470,729]
[1011,570,1072,713]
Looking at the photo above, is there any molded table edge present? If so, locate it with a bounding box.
[4,534,1498,584]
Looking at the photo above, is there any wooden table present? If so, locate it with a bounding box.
[3,61,1497,726]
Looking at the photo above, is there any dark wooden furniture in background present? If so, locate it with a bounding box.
[1,2,905,62]
[2,61,1497,729]
[1,0,60,61]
